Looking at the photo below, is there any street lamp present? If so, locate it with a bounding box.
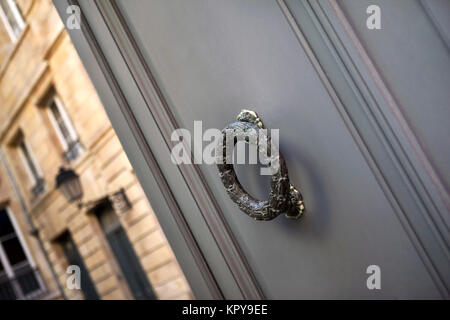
[55,166,131,214]
[55,167,83,203]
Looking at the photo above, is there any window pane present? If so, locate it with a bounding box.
[50,101,74,145]
[0,0,24,39]
[2,237,27,266]
[0,209,14,238]
[19,140,41,183]
[0,280,16,300]
[14,263,39,295]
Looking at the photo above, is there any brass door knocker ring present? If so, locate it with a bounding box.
[216,110,305,221]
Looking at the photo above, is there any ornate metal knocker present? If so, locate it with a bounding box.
[216,110,305,221]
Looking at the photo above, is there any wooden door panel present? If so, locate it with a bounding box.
[114,0,440,298]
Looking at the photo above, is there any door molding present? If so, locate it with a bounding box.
[94,0,265,300]
[279,0,449,297]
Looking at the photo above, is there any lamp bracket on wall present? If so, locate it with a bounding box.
[55,167,131,214]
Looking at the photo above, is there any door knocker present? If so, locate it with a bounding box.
[216,110,305,221]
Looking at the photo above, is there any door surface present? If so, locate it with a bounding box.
[55,0,449,299]
[59,233,100,300]
[96,205,156,300]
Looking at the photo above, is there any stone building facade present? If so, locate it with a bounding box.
[0,0,192,300]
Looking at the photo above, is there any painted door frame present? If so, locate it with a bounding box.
[54,0,449,299]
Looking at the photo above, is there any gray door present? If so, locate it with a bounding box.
[58,232,100,300]
[55,0,449,299]
[96,204,156,300]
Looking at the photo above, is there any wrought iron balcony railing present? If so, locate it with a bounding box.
[0,264,46,300]
[62,140,83,162]
[31,177,46,196]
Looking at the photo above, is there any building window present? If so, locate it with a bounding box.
[56,232,99,300]
[16,134,45,196]
[0,0,25,42]
[0,208,45,300]
[44,88,83,162]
